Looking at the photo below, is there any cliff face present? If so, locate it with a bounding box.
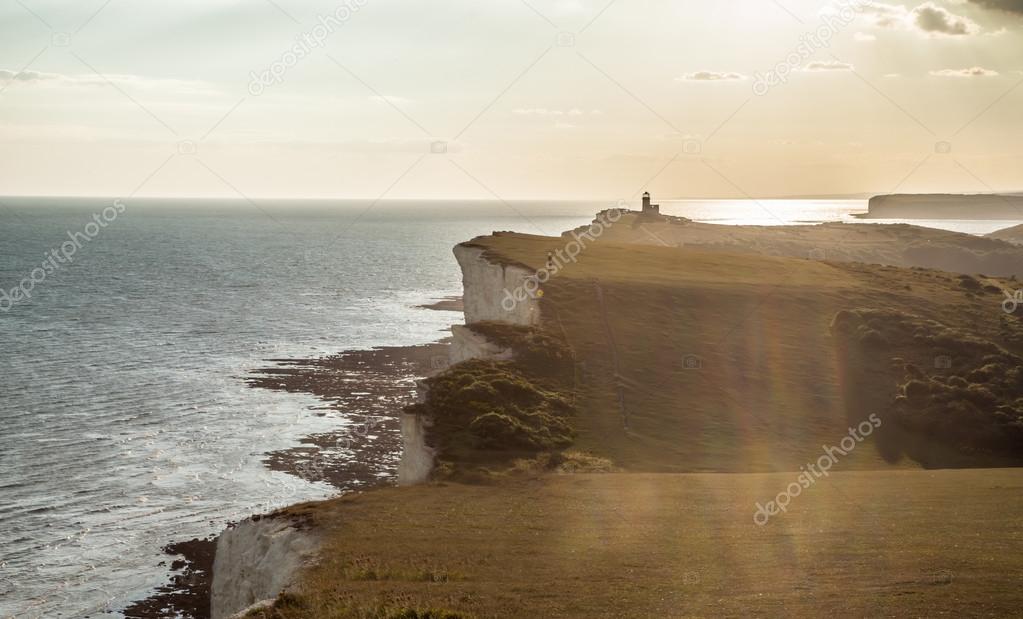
[396,243,535,486]
[396,401,436,485]
[449,324,514,365]
[210,517,318,619]
[453,243,540,326]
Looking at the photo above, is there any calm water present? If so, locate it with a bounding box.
[0,198,1012,617]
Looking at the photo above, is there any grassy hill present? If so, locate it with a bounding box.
[463,231,1023,472]
[566,210,1023,277]
[257,468,1023,618]
[988,223,1023,244]
[242,225,1023,618]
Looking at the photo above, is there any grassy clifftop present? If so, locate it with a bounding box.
[467,231,1023,472]
[566,210,1023,277]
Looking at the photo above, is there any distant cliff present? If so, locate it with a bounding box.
[861,194,1023,219]
[988,223,1023,244]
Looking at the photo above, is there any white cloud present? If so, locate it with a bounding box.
[0,70,61,82]
[860,2,981,36]
[802,61,855,72]
[930,66,1000,76]
[861,2,911,28]
[677,71,748,81]
[854,32,877,41]
[512,107,601,116]
[0,69,220,96]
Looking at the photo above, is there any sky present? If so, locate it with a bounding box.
[0,0,1021,200]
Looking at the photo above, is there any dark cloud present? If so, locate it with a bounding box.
[912,3,979,35]
[969,0,1023,15]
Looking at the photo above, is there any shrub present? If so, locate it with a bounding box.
[466,321,573,381]
[834,307,1023,462]
[958,275,982,291]
[407,358,576,474]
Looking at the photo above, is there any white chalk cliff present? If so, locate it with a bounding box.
[210,517,318,619]
[397,402,436,486]
[397,242,535,486]
[449,324,514,365]
[453,243,539,326]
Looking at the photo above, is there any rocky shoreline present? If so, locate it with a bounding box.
[248,340,451,492]
[123,301,459,618]
[122,539,217,619]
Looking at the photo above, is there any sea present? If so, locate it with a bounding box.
[0,197,1017,618]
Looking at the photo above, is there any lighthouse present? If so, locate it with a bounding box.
[641,192,660,215]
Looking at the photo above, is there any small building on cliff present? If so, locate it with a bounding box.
[641,192,660,216]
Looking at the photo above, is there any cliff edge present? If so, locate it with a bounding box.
[861,193,1023,219]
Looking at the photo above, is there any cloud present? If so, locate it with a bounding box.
[677,71,748,81]
[0,69,219,95]
[512,107,601,116]
[910,2,980,35]
[854,32,877,41]
[930,66,1000,76]
[861,2,911,28]
[967,0,1023,14]
[861,2,981,35]
[369,95,413,105]
[802,61,854,71]
[0,70,60,82]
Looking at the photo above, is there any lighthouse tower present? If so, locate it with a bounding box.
[641,192,660,215]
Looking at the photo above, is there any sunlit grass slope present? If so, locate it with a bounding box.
[261,468,1023,618]
[466,231,1023,472]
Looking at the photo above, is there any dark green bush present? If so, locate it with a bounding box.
[835,308,1023,460]
[407,357,575,473]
